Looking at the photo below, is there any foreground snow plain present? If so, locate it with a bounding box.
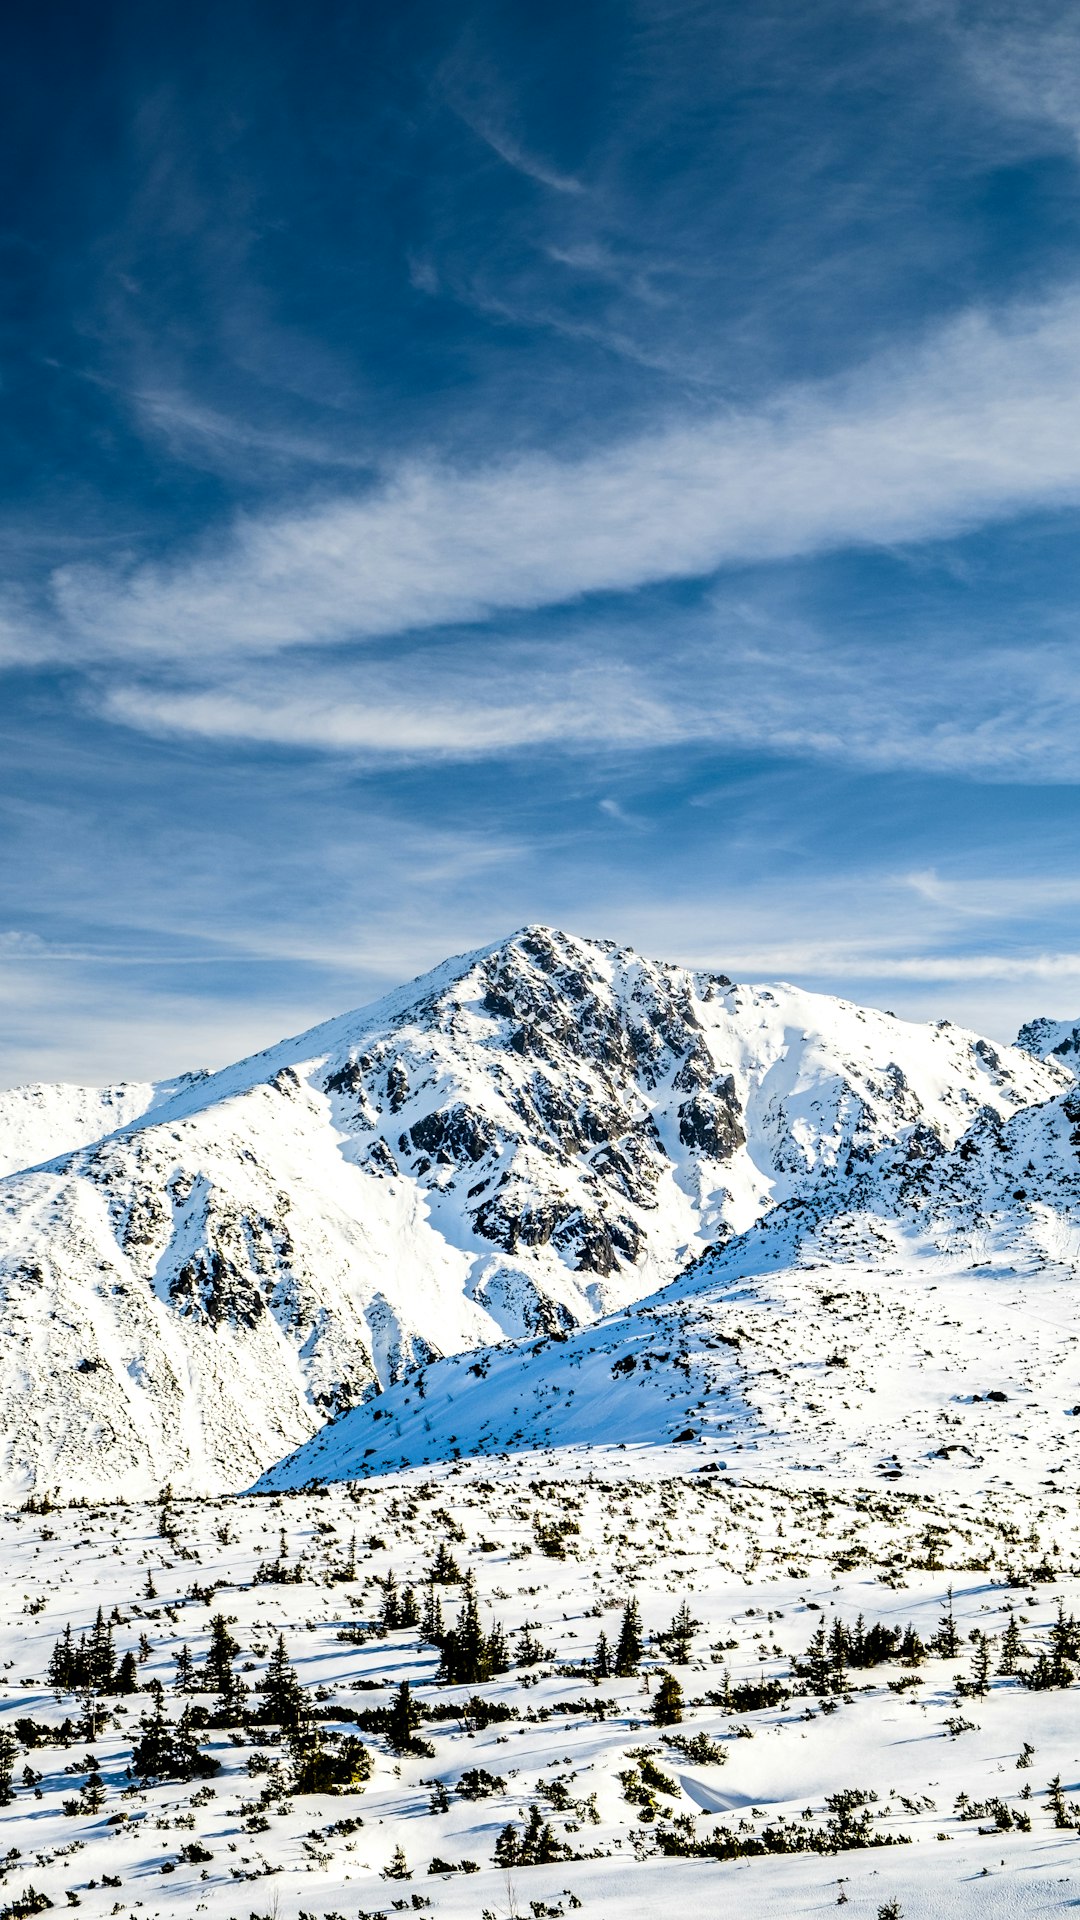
[1,1460,1080,1920]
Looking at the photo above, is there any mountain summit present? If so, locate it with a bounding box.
[0,926,1067,1496]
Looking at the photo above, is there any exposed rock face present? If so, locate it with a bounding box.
[0,926,1065,1496]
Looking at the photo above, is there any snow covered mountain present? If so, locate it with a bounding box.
[262,1070,1080,1496]
[0,926,1068,1498]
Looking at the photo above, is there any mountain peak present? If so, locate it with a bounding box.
[0,934,1068,1496]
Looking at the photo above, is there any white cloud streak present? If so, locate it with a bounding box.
[47,284,1080,665]
[100,618,1080,785]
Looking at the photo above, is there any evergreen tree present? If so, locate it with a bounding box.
[613,1597,644,1677]
[658,1601,700,1664]
[289,1721,374,1794]
[594,1630,612,1679]
[114,1652,139,1695]
[205,1614,240,1695]
[933,1587,959,1660]
[131,1699,219,1783]
[173,1645,196,1693]
[420,1583,445,1648]
[0,1728,17,1806]
[516,1622,544,1667]
[493,1822,521,1868]
[652,1672,684,1726]
[81,1767,106,1814]
[399,1585,420,1629]
[380,1572,403,1632]
[48,1625,76,1693]
[86,1609,115,1691]
[1047,1775,1073,1830]
[386,1681,434,1758]
[485,1620,510,1675]
[899,1624,926,1667]
[258,1633,305,1731]
[802,1619,833,1696]
[494,1804,569,1867]
[998,1609,1027,1676]
[214,1667,249,1727]
[382,1844,412,1880]
[1050,1601,1080,1685]
[828,1615,848,1692]
[968,1630,992,1698]
[428,1541,462,1584]
[438,1574,507,1685]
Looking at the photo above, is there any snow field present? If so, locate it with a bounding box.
[0,1465,1078,1918]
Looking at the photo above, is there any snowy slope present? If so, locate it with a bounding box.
[261,1075,1080,1496]
[0,925,1064,1498]
[3,1462,1080,1920]
[0,1076,178,1177]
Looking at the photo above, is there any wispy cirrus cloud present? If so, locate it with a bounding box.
[99,610,1080,786]
[46,283,1080,668]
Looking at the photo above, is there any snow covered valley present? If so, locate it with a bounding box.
[1,1466,1080,1920]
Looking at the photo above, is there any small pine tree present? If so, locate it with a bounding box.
[289,1721,374,1794]
[48,1625,76,1693]
[998,1609,1026,1676]
[205,1614,240,1695]
[652,1672,684,1726]
[899,1624,926,1667]
[1050,1601,1080,1685]
[659,1601,700,1663]
[516,1622,544,1666]
[0,1729,17,1806]
[114,1651,139,1695]
[131,1699,219,1783]
[828,1616,848,1692]
[485,1620,510,1675]
[594,1629,612,1678]
[399,1584,420,1628]
[382,1843,411,1880]
[1047,1775,1073,1829]
[613,1597,643,1677]
[421,1583,445,1648]
[493,1822,520,1868]
[967,1630,992,1698]
[934,1587,959,1660]
[428,1541,462,1584]
[438,1574,507,1685]
[803,1619,833,1696]
[86,1609,115,1691]
[380,1572,403,1632]
[386,1680,434,1758]
[81,1767,106,1813]
[258,1633,305,1731]
[173,1645,196,1693]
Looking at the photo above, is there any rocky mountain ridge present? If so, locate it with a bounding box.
[0,925,1070,1497]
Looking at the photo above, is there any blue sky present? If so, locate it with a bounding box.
[7,0,1080,1082]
